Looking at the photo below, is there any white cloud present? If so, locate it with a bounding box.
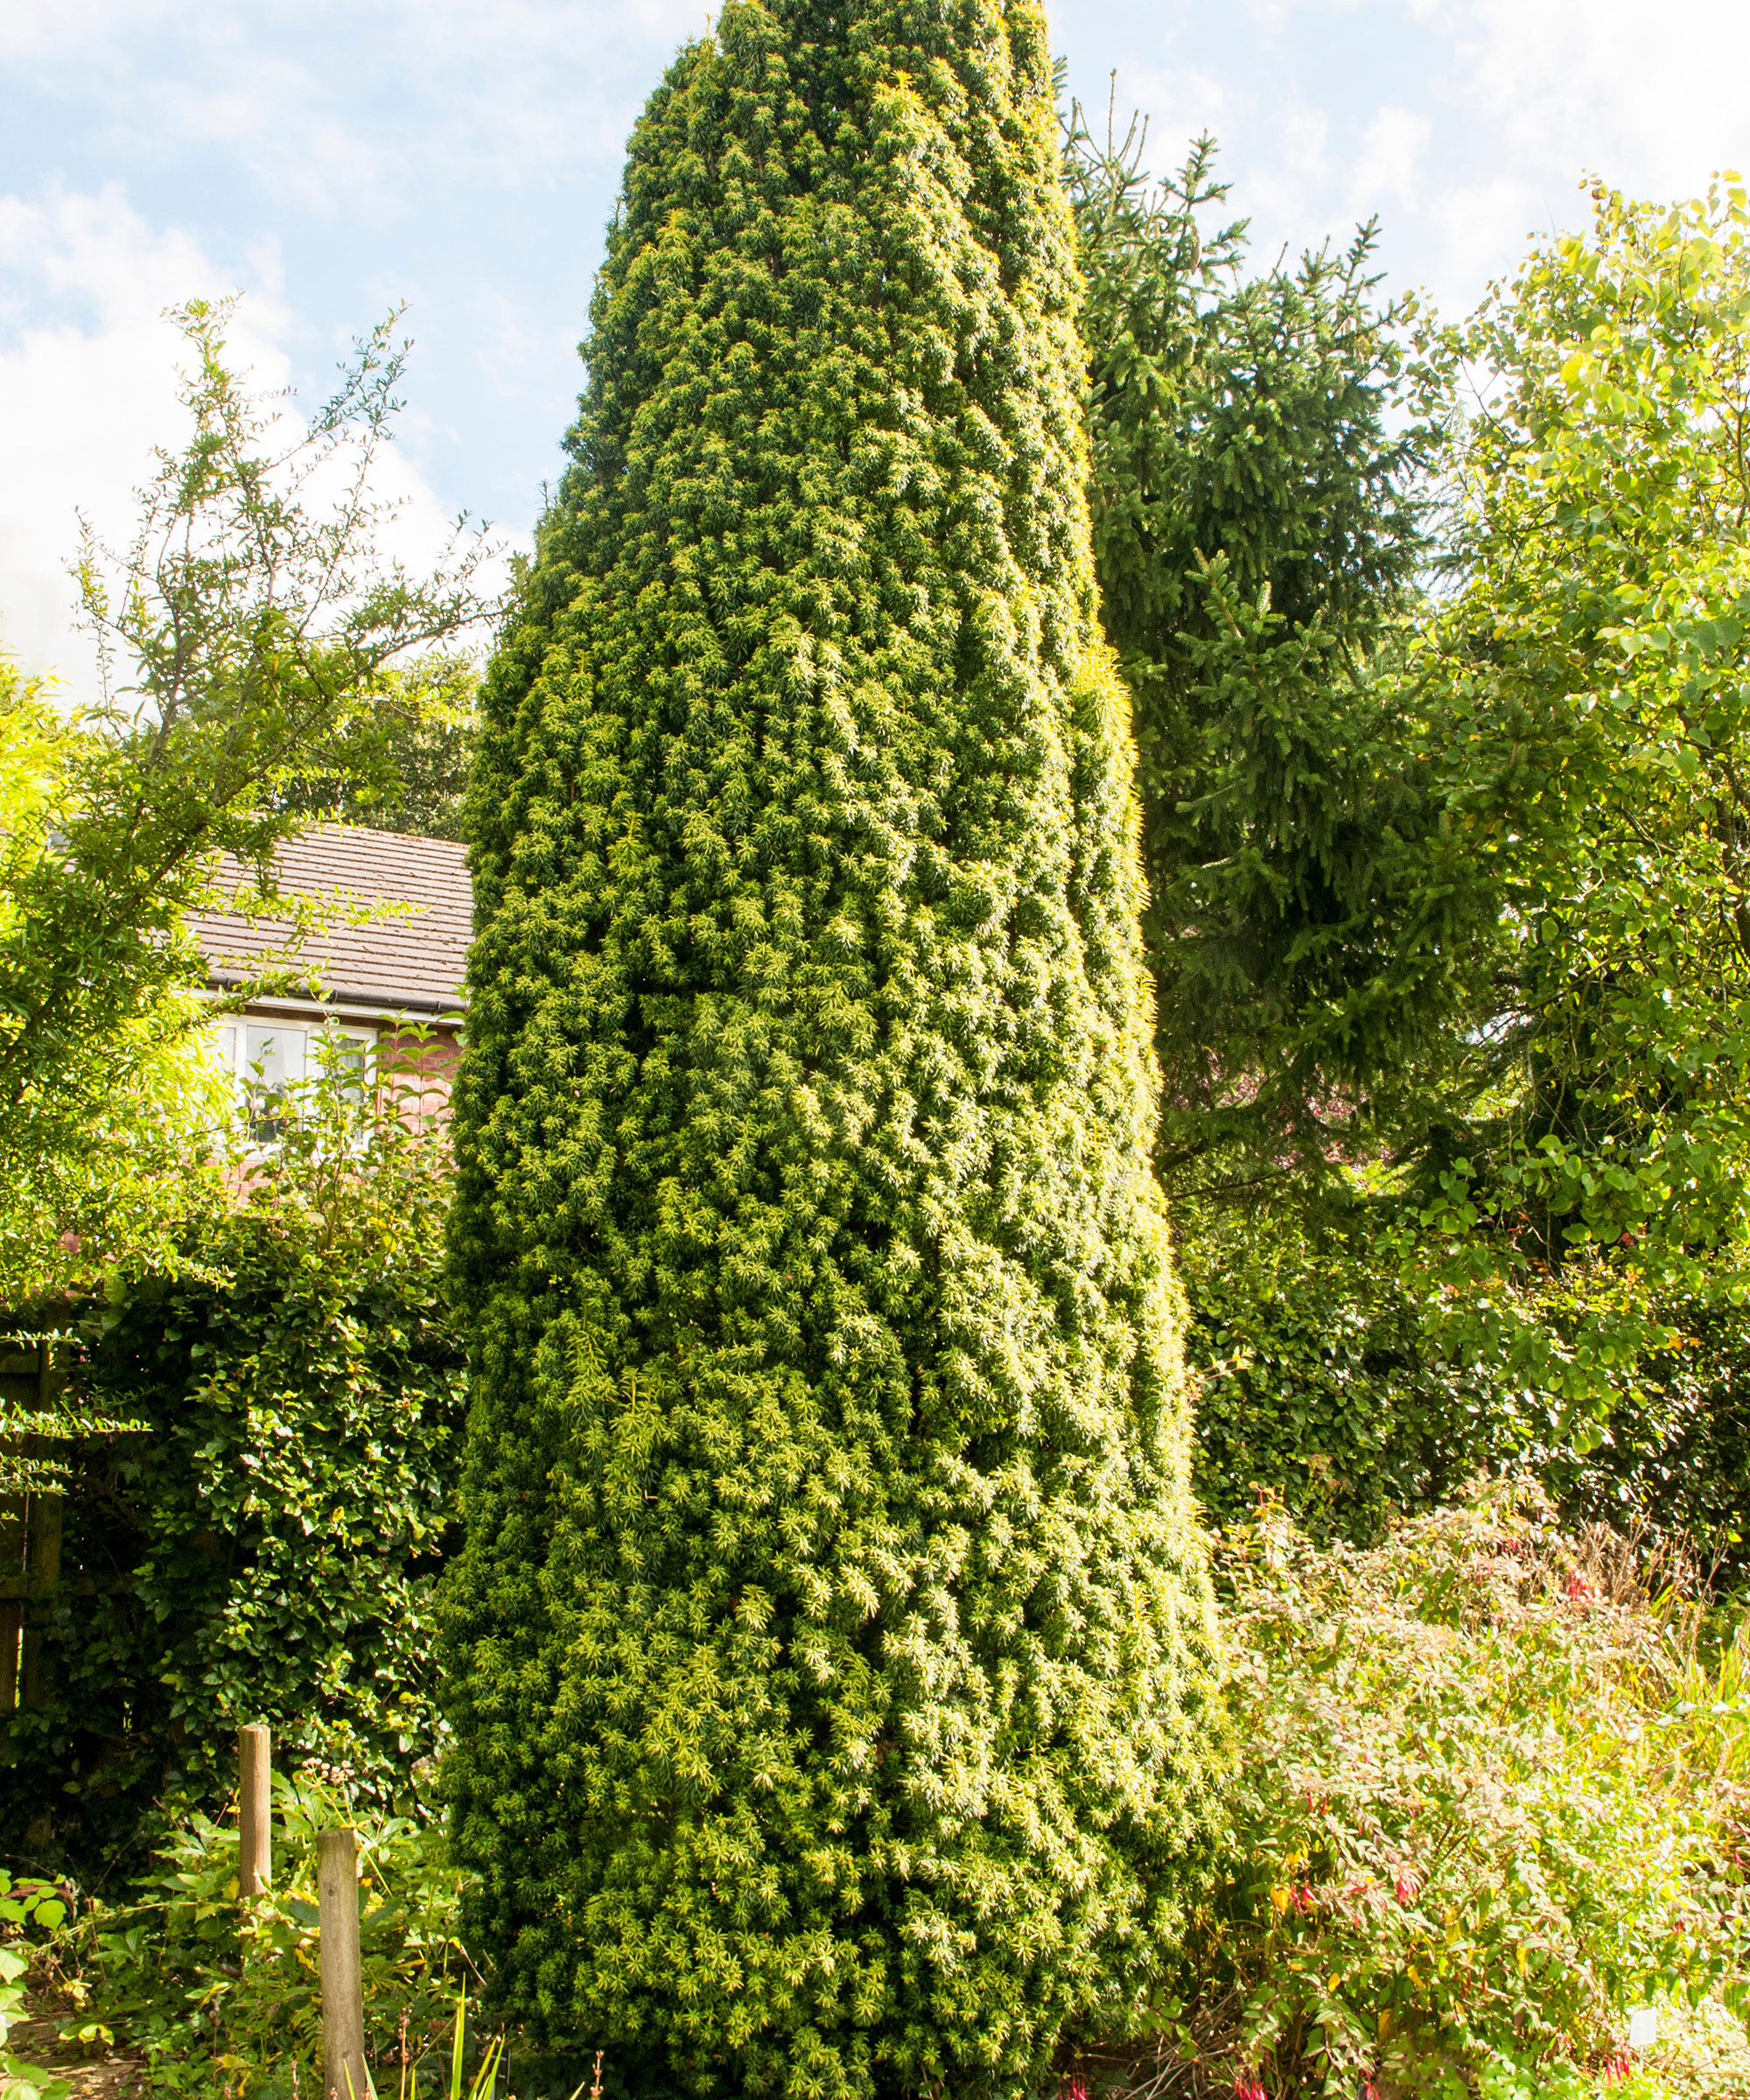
[1347,106,1432,216]
[1427,0,1750,200]
[1105,59,1231,155]
[1243,104,1337,247]
[474,289,578,405]
[0,186,276,691]
[0,185,501,702]
[1382,0,1750,312]
[1097,0,1748,329]
[7,0,708,222]
[1424,173,1550,303]
[0,0,173,61]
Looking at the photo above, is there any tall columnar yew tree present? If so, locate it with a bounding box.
[441,5,1218,2093]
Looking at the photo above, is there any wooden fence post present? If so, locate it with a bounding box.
[318,1826,367,2099]
[238,1725,271,1896]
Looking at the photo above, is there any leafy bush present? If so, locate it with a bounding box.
[1548,1304,1750,1578]
[1,1873,72,2100]
[1179,1193,1750,1572]
[1178,1202,1516,1540]
[1,1043,466,1880]
[1096,1486,1750,2097]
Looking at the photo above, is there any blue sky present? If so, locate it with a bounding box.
[3,0,1746,691]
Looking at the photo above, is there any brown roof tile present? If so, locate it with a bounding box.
[188,823,472,1017]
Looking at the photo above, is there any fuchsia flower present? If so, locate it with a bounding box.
[1232,2077,1267,2100]
[1394,1866,1419,1905]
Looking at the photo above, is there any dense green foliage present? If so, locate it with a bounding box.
[0,659,227,1319]
[1398,178,1750,1418]
[1549,1306,1750,1558]
[1176,1192,1750,1564]
[442,8,1218,2096]
[1177,1203,1508,1538]
[1,1871,71,2100]
[0,301,491,1310]
[0,1053,465,1880]
[291,650,482,842]
[1063,122,1495,1191]
[1069,162,1750,1530]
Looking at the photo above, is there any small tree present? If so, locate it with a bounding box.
[287,649,481,841]
[0,298,494,1306]
[443,6,1219,2096]
[1065,115,1495,1195]
[1401,176,1750,1423]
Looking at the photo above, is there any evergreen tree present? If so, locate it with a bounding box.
[441,7,1218,2096]
[1066,117,1500,1193]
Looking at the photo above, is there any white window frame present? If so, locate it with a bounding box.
[211,1016,375,1142]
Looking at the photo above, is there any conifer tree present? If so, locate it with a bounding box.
[1064,121,1488,1194]
[441,7,1218,2094]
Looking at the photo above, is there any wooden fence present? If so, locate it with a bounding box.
[0,1337,64,1716]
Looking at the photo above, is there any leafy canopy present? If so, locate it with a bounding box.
[1063,110,1485,1192]
[1401,174,1750,1422]
[4,1040,466,1880]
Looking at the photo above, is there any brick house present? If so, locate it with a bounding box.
[186,822,472,1109]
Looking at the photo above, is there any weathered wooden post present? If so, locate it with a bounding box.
[317,1826,367,2099]
[238,1725,271,1896]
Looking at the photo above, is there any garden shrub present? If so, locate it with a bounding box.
[1177,1201,1512,1542]
[1177,1193,1750,1570]
[442,4,1221,2095]
[0,1046,466,1880]
[1076,1485,1750,2098]
[1549,1304,1750,1578]
[1,1872,72,2100]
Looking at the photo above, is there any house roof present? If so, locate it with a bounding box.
[188,823,473,1018]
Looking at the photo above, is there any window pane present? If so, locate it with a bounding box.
[244,1025,307,1093]
[337,1039,368,1096]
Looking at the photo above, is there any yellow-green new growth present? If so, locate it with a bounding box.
[441,4,1219,2094]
